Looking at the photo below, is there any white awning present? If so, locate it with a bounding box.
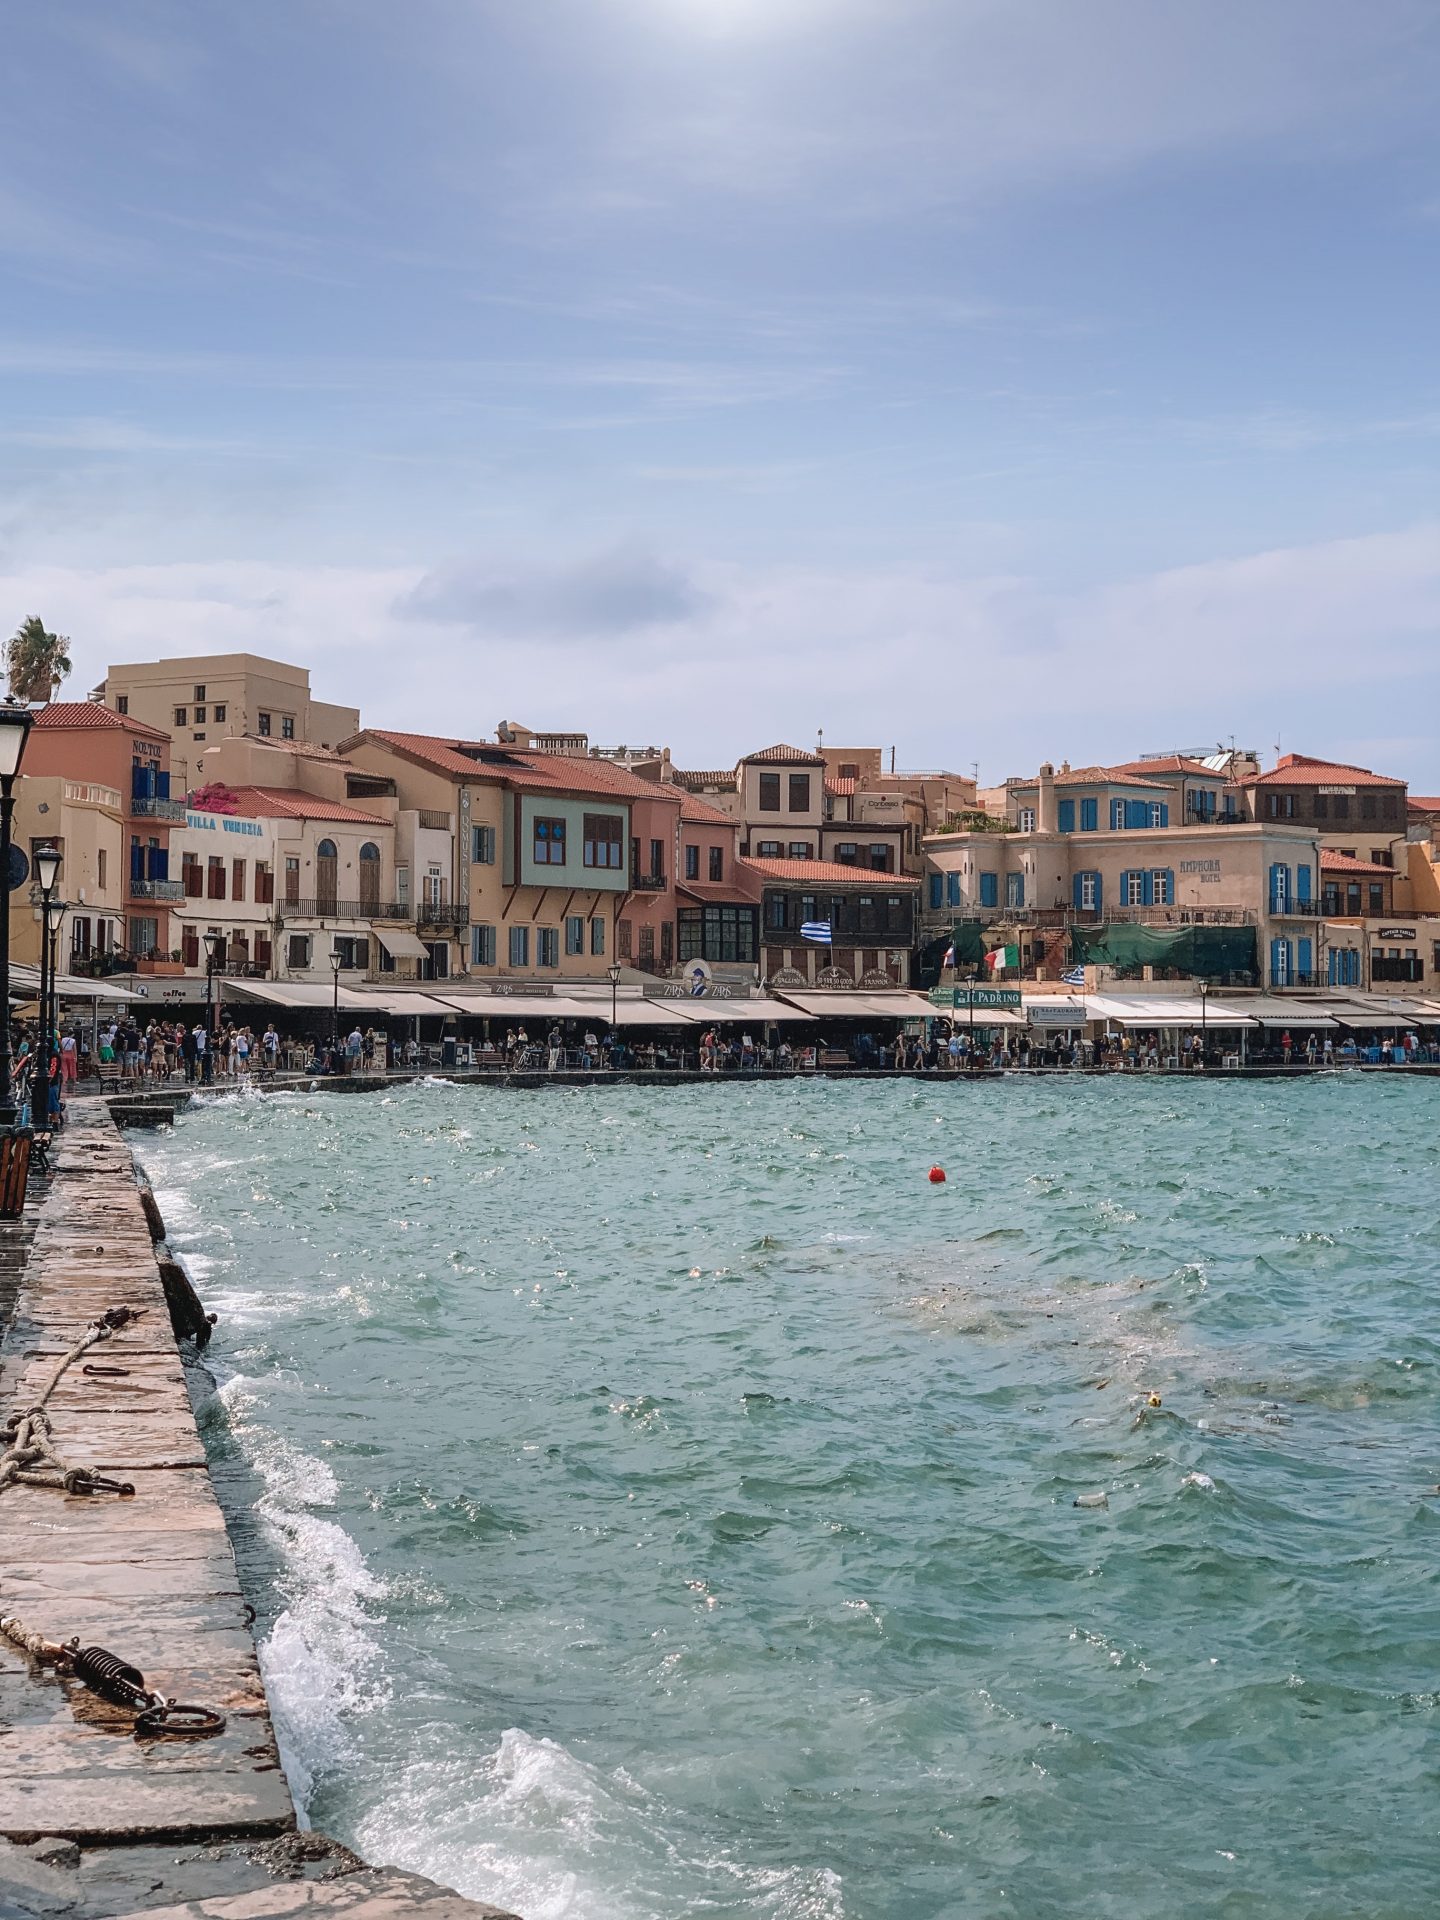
[225,980,374,1010]
[775,991,937,1020]
[678,996,815,1024]
[1225,996,1339,1029]
[350,989,453,1018]
[1322,1004,1415,1030]
[435,993,601,1020]
[9,965,144,1004]
[1084,994,1258,1029]
[374,929,431,962]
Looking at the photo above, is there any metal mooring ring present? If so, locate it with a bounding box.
[134,1701,226,1740]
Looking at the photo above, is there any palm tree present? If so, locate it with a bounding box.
[8,616,72,703]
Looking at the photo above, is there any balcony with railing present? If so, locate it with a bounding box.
[416,900,469,928]
[129,877,185,901]
[1271,898,1324,918]
[275,897,412,921]
[628,871,667,892]
[130,795,189,822]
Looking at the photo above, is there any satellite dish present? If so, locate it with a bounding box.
[7,846,28,893]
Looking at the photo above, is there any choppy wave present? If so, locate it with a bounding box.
[138,1076,1440,1920]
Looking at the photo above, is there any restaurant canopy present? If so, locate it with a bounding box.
[9,965,144,1004]
[680,996,816,1024]
[775,991,940,1020]
[1083,994,1258,1028]
[225,980,375,1010]
[373,929,431,962]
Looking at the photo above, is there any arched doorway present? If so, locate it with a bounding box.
[316,837,338,914]
[359,841,380,912]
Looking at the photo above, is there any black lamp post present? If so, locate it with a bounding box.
[330,949,343,1055]
[44,897,64,1118]
[607,960,621,1063]
[34,846,61,1092]
[1199,979,1209,1068]
[202,930,220,1083]
[0,702,35,1130]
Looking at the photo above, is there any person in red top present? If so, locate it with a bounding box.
[1281,1030,1293,1065]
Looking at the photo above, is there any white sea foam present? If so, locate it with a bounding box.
[356,1726,846,1920]
[217,1373,389,1810]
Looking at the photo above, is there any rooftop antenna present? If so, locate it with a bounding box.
[817,726,824,755]
[890,744,896,774]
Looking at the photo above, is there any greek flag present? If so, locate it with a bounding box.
[1059,965,1086,986]
[800,920,832,943]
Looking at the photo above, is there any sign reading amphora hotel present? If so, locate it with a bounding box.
[1179,858,1223,886]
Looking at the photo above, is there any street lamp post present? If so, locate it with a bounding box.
[0,703,35,1131]
[44,898,64,1121]
[607,961,621,1068]
[34,846,60,1097]
[330,949,343,1063]
[1199,979,1209,1069]
[202,931,220,1083]
[34,847,61,1099]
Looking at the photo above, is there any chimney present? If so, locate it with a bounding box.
[660,746,673,783]
[1037,761,1056,834]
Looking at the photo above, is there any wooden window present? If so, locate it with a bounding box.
[788,773,810,811]
[207,856,226,900]
[231,858,246,901]
[534,817,566,865]
[758,772,781,811]
[583,814,624,868]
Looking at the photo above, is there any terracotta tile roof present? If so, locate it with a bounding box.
[678,792,734,827]
[676,879,757,904]
[740,743,826,766]
[360,729,497,779]
[32,701,170,743]
[1012,763,1167,791]
[826,776,857,797]
[226,786,389,825]
[1407,796,1440,814]
[742,856,920,886]
[1319,850,1396,877]
[672,768,736,791]
[358,731,682,806]
[1107,756,1224,778]
[1241,754,1403,788]
[499,749,684,804]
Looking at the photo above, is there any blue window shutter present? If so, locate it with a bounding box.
[1270,938,1280,982]
[1297,863,1312,903]
[1298,937,1313,978]
[1141,870,1154,906]
[929,872,942,909]
[946,872,960,906]
[1120,869,1132,903]
[1159,802,1169,826]
[1057,798,1074,833]
[1268,863,1280,912]
[1072,872,1084,909]
[980,871,998,908]
[1093,872,1102,911]
[1080,797,1097,832]
[1327,949,1336,986]
[157,770,171,800]
[1161,869,1174,904]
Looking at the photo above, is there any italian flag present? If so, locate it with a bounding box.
[985,944,1019,972]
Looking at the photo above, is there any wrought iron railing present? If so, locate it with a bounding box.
[274,897,412,921]
[129,877,185,901]
[129,796,188,822]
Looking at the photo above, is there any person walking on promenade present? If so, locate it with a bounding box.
[1281,1030,1293,1067]
[194,1020,212,1085]
[181,1022,197,1084]
[263,1024,279,1071]
[547,1023,562,1071]
[1305,1032,1317,1066]
[346,1025,364,1072]
[1322,1034,1334,1066]
[59,1028,77,1087]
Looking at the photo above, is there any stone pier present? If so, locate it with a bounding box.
[0,1107,516,1919]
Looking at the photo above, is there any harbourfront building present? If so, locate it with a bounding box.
[752,857,920,988]
[922,760,1324,987]
[20,703,186,971]
[97,652,359,778]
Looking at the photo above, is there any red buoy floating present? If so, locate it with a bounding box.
[928,1165,946,1184]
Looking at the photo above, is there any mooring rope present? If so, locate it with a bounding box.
[0,1300,224,1737]
[0,1304,142,1498]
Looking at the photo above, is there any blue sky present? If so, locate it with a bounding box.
[4,0,1440,782]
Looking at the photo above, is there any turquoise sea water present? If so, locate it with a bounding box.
[137,1077,1439,1920]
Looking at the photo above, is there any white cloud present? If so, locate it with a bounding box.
[7,521,1437,782]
